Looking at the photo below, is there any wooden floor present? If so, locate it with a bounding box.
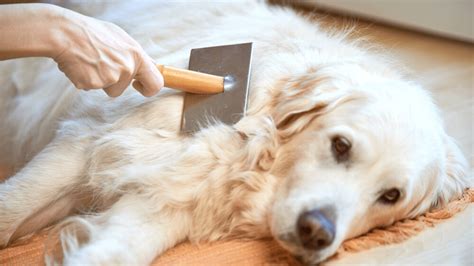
[1,7,472,266]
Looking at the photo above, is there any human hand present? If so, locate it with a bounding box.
[53,9,163,97]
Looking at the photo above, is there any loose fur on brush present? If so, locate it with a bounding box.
[0,1,470,265]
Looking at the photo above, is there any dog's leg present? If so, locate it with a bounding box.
[62,195,189,265]
[0,137,89,247]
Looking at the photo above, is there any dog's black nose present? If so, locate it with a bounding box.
[297,209,335,250]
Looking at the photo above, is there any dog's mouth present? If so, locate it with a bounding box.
[276,233,330,264]
[276,234,337,264]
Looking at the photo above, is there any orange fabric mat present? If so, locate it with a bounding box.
[0,232,298,265]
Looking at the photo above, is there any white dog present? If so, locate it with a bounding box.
[0,1,469,264]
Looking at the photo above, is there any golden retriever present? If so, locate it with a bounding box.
[0,1,469,264]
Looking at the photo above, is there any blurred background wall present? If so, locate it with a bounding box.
[292,0,473,42]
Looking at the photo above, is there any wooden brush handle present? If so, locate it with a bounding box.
[157,64,224,94]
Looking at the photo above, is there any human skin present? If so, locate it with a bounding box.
[0,3,163,97]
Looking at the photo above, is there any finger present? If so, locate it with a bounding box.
[134,55,164,97]
[132,80,146,94]
[103,78,131,98]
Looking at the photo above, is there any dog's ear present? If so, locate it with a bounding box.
[271,74,354,139]
[433,134,470,207]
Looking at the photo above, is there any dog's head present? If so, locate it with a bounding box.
[257,64,469,263]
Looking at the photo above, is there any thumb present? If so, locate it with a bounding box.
[133,55,164,97]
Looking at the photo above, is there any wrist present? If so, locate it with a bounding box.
[39,4,74,59]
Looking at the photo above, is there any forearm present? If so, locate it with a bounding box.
[0,3,67,60]
[0,3,163,96]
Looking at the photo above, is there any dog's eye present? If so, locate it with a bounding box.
[331,136,351,162]
[379,189,401,204]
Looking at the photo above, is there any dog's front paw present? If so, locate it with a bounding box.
[0,200,14,248]
[0,235,9,248]
[0,224,14,248]
[63,243,142,266]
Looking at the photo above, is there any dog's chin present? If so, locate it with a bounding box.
[274,233,338,265]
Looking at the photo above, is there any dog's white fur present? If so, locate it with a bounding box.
[0,1,469,264]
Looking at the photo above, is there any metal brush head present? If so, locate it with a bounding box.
[180,42,253,133]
